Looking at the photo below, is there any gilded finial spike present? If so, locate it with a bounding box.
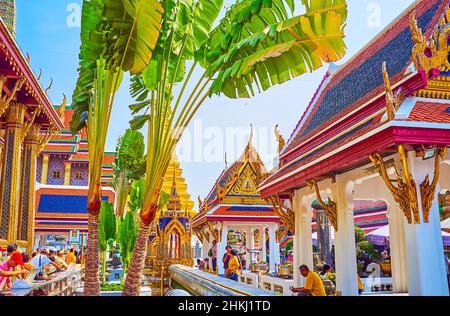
[274,124,286,155]
[45,78,53,94]
[59,93,67,122]
[37,69,42,81]
[26,53,30,64]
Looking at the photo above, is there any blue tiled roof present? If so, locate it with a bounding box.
[298,2,440,138]
[38,194,109,214]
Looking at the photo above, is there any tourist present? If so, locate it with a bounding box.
[357,273,365,295]
[196,259,204,271]
[222,245,232,275]
[54,250,68,271]
[21,253,34,272]
[1,244,18,263]
[226,250,241,282]
[30,249,59,280]
[319,264,336,295]
[65,248,76,266]
[203,258,210,271]
[0,252,27,290]
[290,265,326,296]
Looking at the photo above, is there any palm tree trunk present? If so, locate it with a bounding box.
[83,183,102,296]
[122,220,151,296]
[84,212,101,296]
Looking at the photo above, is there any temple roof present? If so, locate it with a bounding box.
[0,15,63,130]
[192,137,278,226]
[40,104,115,185]
[34,186,115,232]
[259,0,450,197]
[282,0,444,159]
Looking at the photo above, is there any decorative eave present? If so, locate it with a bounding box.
[0,17,63,130]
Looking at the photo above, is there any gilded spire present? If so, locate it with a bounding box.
[0,0,16,37]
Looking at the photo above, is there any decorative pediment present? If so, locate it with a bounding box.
[228,163,258,197]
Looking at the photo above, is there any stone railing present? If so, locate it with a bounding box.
[168,265,279,296]
[239,271,294,296]
[29,268,83,296]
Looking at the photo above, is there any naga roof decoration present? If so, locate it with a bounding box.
[259,0,450,197]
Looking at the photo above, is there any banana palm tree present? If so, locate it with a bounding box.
[70,0,163,296]
[113,129,145,218]
[122,0,348,295]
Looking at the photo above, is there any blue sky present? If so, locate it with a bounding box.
[15,0,415,206]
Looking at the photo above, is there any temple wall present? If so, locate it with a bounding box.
[47,156,65,185]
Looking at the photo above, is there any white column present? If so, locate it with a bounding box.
[386,200,408,293]
[273,224,280,269]
[217,223,228,276]
[293,191,313,287]
[333,176,358,296]
[260,225,266,263]
[403,152,449,296]
[245,226,251,270]
[250,227,255,264]
[268,225,277,272]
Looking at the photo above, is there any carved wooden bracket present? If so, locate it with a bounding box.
[267,195,295,233]
[420,146,447,223]
[21,107,41,143]
[307,179,338,231]
[370,145,446,224]
[0,76,26,116]
[207,221,218,241]
[36,124,58,155]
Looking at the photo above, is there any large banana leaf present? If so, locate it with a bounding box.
[99,201,116,252]
[207,2,347,98]
[103,0,164,74]
[70,0,107,132]
[118,211,137,267]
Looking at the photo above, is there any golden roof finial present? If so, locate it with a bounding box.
[45,78,53,94]
[382,62,396,121]
[37,69,42,81]
[59,93,67,122]
[274,124,285,155]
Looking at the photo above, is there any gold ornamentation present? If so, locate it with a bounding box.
[420,146,447,223]
[59,94,67,122]
[36,124,58,154]
[307,179,338,231]
[45,78,53,94]
[20,107,41,143]
[415,75,450,99]
[207,222,218,241]
[370,144,420,224]
[230,163,258,196]
[274,124,285,155]
[267,195,295,233]
[37,69,42,81]
[409,12,450,73]
[0,76,26,116]
[382,62,404,121]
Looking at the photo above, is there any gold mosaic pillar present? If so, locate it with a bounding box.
[40,153,49,184]
[17,123,40,251]
[64,162,71,185]
[0,102,25,247]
